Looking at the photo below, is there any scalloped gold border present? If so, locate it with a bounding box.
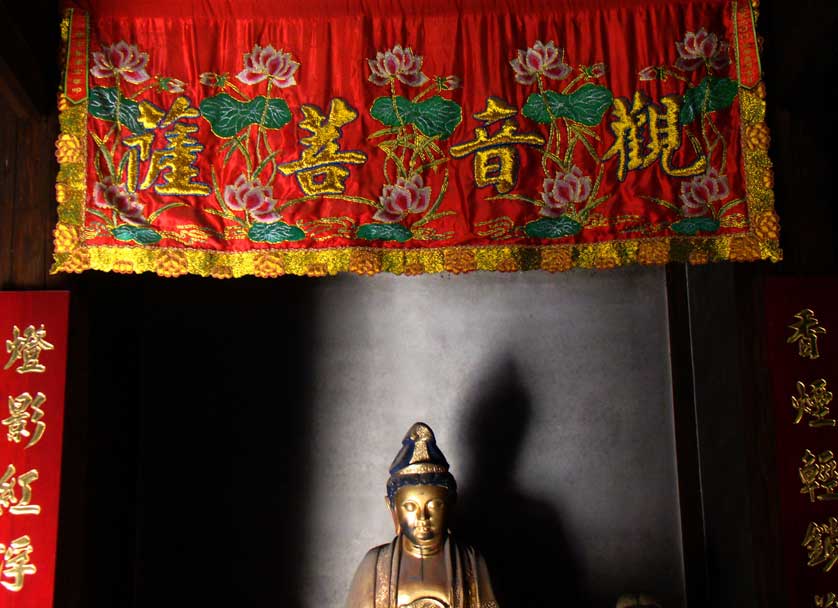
[51,4,780,279]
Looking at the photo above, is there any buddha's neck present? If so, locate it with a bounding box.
[401,535,445,558]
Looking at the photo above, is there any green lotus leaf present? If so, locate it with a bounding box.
[670,217,720,235]
[524,216,583,239]
[680,77,738,125]
[370,95,462,139]
[522,85,613,126]
[200,94,292,138]
[111,225,162,244]
[247,221,305,243]
[356,223,413,242]
[89,87,145,134]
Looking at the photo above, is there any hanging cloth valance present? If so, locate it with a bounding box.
[52,0,778,278]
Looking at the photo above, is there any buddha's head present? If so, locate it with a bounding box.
[386,422,457,555]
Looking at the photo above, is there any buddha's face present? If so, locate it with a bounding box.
[391,485,449,554]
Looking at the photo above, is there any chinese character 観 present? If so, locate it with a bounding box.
[789,309,827,360]
[450,97,545,194]
[602,91,706,182]
[278,98,367,195]
[122,96,211,196]
[4,325,54,374]
[0,536,36,592]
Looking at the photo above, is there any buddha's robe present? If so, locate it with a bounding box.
[345,535,498,608]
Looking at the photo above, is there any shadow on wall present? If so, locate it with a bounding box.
[455,356,590,607]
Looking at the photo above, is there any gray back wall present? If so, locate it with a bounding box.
[302,267,684,607]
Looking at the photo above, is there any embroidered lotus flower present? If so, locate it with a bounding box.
[679,168,729,217]
[367,45,429,87]
[224,175,281,223]
[510,40,572,85]
[675,28,730,72]
[90,41,150,84]
[237,45,299,87]
[93,177,147,225]
[638,66,659,81]
[540,166,591,217]
[435,75,462,91]
[373,174,431,223]
[157,77,186,93]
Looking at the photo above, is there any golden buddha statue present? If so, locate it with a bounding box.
[345,422,499,608]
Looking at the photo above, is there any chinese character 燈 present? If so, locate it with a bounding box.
[4,325,53,374]
[450,97,545,194]
[789,309,827,359]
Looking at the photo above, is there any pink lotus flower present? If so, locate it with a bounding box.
[510,40,572,85]
[679,168,729,217]
[368,45,429,87]
[224,175,281,223]
[237,45,299,87]
[540,166,592,217]
[93,177,147,225]
[638,66,660,81]
[373,174,431,223]
[158,77,186,93]
[90,41,150,84]
[676,28,730,72]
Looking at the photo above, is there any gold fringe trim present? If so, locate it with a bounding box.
[51,5,781,280]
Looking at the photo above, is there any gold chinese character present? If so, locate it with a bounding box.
[800,449,838,501]
[122,96,210,196]
[817,593,838,608]
[602,91,706,182]
[805,518,838,572]
[0,465,39,516]
[789,309,827,359]
[4,325,53,374]
[450,97,545,194]
[278,98,367,195]
[3,392,46,448]
[0,536,36,592]
[793,380,835,427]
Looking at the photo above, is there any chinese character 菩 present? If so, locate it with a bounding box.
[3,392,46,448]
[4,325,53,374]
[0,465,39,516]
[793,379,835,428]
[0,536,36,592]
[800,449,838,502]
[450,97,545,194]
[278,98,367,195]
[602,91,706,182]
[788,308,827,359]
[804,517,838,573]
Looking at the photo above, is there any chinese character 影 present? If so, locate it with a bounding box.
[3,392,46,448]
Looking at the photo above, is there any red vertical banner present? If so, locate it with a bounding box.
[765,278,838,608]
[0,292,69,608]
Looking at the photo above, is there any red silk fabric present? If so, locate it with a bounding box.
[53,0,778,277]
[0,292,69,608]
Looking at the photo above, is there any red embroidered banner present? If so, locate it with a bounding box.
[0,292,69,607]
[52,0,779,278]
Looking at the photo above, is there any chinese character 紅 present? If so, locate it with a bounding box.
[800,449,838,502]
[817,593,838,608]
[789,308,827,359]
[804,517,838,573]
[602,91,706,182]
[122,96,210,196]
[0,465,39,516]
[4,324,53,374]
[278,98,367,195]
[3,392,46,448]
[0,536,36,592]
[793,379,835,428]
[450,97,545,194]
